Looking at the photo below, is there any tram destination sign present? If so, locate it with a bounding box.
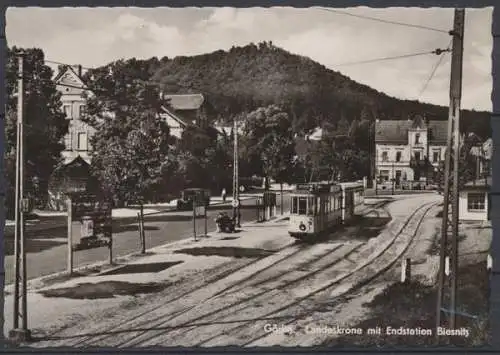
[295,183,334,193]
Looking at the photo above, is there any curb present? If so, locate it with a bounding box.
[4,213,284,293]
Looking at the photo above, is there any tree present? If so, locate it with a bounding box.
[81,59,175,206]
[5,47,68,214]
[175,124,230,191]
[435,138,479,191]
[243,105,296,189]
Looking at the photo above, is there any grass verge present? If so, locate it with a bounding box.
[324,260,489,347]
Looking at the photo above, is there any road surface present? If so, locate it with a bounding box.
[4,195,291,285]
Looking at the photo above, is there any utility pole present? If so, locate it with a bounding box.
[9,52,31,342]
[436,8,465,336]
[232,117,240,226]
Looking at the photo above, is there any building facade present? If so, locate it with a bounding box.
[374,115,447,185]
[54,65,95,165]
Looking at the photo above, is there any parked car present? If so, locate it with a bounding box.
[176,188,210,211]
[239,176,264,192]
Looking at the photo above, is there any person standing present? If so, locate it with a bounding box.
[221,188,227,202]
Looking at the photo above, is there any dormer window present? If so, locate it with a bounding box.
[415,133,420,144]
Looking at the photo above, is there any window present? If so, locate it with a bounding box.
[379,170,390,181]
[79,105,86,118]
[396,151,402,162]
[415,133,420,144]
[307,197,316,215]
[77,132,88,151]
[381,151,388,162]
[64,133,72,150]
[291,197,298,214]
[414,152,421,161]
[63,105,72,119]
[298,197,307,215]
[467,193,486,211]
[433,150,440,162]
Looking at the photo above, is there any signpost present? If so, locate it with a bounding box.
[192,199,207,241]
[137,205,146,254]
[67,193,113,274]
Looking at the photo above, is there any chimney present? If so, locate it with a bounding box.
[77,65,82,77]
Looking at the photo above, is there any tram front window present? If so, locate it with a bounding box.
[291,197,297,214]
[298,197,307,215]
[307,197,316,215]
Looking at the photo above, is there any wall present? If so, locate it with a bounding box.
[57,74,95,163]
[376,142,447,182]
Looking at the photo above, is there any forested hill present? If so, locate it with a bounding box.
[147,41,490,138]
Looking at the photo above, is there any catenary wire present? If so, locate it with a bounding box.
[334,48,449,67]
[417,39,453,98]
[315,7,450,33]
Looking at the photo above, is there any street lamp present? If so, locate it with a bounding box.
[232,117,241,227]
[392,163,395,195]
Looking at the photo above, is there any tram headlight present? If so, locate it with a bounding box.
[299,222,306,231]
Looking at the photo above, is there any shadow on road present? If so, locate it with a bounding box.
[99,261,184,276]
[39,280,170,300]
[113,224,160,234]
[174,246,274,258]
[4,238,66,256]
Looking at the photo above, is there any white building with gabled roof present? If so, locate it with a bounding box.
[53,64,95,165]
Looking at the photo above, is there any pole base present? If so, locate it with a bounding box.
[8,328,32,343]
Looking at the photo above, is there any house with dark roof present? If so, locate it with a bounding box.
[160,93,206,138]
[459,176,491,221]
[374,115,447,185]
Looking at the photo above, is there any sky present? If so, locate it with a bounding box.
[6,6,493,112]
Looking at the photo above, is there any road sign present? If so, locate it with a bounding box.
[232,199,240,208]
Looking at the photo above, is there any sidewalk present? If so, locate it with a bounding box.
[3,214,292,341]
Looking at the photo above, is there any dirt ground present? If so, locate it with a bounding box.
[324,219,492,348]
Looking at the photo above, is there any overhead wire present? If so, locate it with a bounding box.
[333,49,446,67]
[417,39,453,98]
[315,7,450,34]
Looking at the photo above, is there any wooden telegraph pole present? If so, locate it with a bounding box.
[233,117,240,226]
[9,52,31,342]
[436,8,465,335]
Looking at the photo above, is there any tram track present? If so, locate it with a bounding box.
[50,200,394,348]
[207,200,439,347]
[210,204,392,298]
[65,240,304,347]
[114,201,435,348]
[102,204,390,347]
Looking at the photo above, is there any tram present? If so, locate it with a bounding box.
[288,182,343,240]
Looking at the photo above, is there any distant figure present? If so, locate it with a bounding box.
[221,188,227,202]
[215,212,224,232]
